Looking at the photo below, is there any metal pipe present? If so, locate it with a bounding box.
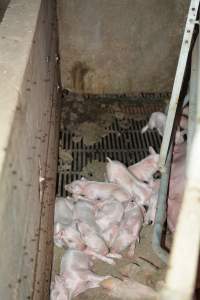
[159,0,199,172]
[152,143,173,264]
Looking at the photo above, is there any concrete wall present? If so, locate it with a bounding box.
[58,0,190,94]
[0,0,60,299]
[0,0,10,21]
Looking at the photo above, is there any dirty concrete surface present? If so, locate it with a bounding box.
[57,0,189,94]
[80,160,106,181]
[53,93,170,299]
[60,92,168,145]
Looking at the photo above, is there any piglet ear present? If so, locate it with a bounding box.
[81,177,86,181]
[74,185,81,194]
[149,146,156,155]
[55,275,62,285]
[54,222,61,233]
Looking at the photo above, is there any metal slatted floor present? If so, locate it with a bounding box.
[57,95,165,196]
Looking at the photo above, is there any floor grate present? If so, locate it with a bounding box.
[57,98,164,197]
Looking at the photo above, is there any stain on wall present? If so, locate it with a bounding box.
[0,0,10,21]
[71,61,90,91]
[57,0,190,94]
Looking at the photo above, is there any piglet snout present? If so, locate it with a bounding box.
[153,170,161,180]
[79,243,87,251]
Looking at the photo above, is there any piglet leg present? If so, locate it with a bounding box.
[85,271,111,286]
[107,253,122,259]
[141,124,149,134]
[127,239,138,258]
[84,248,115,265]
[74,194,90,202]
[144,194,158,225]
[100,277,158,300]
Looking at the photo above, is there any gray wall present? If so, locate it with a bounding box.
[0,0,10,21]
[58,0,190,94]
[0,0,60,299]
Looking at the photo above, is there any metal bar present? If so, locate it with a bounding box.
[152,143,173,264]
[159,0,199,172]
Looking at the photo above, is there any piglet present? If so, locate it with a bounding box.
[51,249,110,300]
[127,148,160,223]
[74,200,99,232]
[141,112,187,145]
[141,112,166,136]
[95,198,124,232]
[180,114,188,130]
[100,277,158,300]
[54,197,76,248]
[74,201,116,264]
[65,178,132,203]
[110,202,145,257]
[54,222,86,250]
[101,224,120,248]
[175,130,187,144]
[167,142,186,232]
[182,104,189,117]
[54,197,73,225]
[95,199,124,248]
[106,158,153,206]
[128,147,159,182]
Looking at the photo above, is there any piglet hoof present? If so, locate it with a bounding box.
[100,277,120,290]
[119,263,141,278]
[101,275,112,282]
[106,258,116,265]
[107,253,122,259]
[155,280,165,291]
[119,265,131,277]
[126,250,135,259]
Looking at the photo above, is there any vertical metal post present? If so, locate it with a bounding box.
[152,144,172,264]
[159,0,199,172]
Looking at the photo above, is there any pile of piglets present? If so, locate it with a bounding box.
[51,101,188,300]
